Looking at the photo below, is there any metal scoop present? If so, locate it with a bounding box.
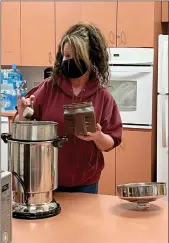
[23,101,34,119]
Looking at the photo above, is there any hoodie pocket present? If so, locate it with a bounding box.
[84,141,98,169]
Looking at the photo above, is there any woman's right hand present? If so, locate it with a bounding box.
[17,95,35,120]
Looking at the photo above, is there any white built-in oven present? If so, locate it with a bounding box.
[108,48,154,129]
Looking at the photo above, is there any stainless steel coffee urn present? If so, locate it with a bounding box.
[1,121,68,220]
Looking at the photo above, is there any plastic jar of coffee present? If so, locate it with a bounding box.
[63,102,96,136]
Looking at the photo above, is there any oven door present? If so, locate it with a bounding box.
[109,66,153,128]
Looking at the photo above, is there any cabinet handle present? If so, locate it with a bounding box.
[117,34,120,47]
[48,52,52,64]
[109,31,115,45]
[120,31,125,44]
[105,39,109,47]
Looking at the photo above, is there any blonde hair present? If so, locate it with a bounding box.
[61,26,90,72]
[52,22,109,87]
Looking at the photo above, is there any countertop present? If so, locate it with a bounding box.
[12,193,168,243]
[1,111,15,117]
[1,111,15,131]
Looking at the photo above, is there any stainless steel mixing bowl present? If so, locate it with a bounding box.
[117,182,167,209]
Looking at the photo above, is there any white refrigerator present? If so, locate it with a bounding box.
[157,34,168,200]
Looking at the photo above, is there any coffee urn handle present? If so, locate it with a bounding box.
[1,133,11,143]
[53,136,68,148]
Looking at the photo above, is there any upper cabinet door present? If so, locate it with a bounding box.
[21,2,55,66]
[81,2,117,47]
[1,2,21,65]
[162,2,169,22]
[55,2,82,50]
[117,2,155,47]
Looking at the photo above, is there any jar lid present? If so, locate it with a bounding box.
[63,102,93,109]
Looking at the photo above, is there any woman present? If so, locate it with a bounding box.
[14,23,122,194]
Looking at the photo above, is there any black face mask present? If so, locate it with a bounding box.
[61,59,88,79]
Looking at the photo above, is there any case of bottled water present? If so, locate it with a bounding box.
[1,64,27,111]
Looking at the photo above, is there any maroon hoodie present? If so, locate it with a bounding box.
[24,74,122,187]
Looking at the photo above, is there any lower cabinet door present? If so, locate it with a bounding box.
[116,129,152,192]
[99,150,116,195]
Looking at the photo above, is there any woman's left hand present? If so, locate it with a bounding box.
[77,123,102,141]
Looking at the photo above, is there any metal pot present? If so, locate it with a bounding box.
[1,120,68,219]
[11,121,58,141]
[117,182,167,209]
[1,133,68,205]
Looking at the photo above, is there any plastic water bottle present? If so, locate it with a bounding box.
[11,90,17,110]
[1,91,11,111]
[1,93,7,111]
[1,70,13,90]
[1,64,26,111]
[1,64,24,89]
[12,64,24,89]
[20,88,27,97]
[4,90,17,111]
[12,63,23,80]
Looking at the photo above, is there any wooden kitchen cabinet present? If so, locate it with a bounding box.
[162,1,169,22]
[116,129,152,189]
[1,2,162,66]
[99,150,116,195]
[1,2,21,65]
[117,2,157,47]
[81,2,161,48]
[55,2,82,50]
[81,2,117,47]
[21,2,55,66]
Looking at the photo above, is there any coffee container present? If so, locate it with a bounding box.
[1,121,68,220]
[63,102,96,136]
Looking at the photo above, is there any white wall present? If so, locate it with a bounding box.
[20,67,45,91]
[1,120,9,171]
[2,65,45,91]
